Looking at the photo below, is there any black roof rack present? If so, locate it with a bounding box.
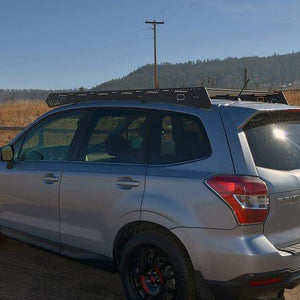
[206,88,288,104]
[46,87,288,108]
[46,87,212,109]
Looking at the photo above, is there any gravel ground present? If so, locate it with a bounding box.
[0,237,299,300]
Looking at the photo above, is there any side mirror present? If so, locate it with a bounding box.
[1,145,14,162]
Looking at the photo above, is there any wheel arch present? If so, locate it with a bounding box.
[113,221,192,271]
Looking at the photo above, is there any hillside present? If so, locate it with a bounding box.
[1,52,300,102]
[94,52,300,91]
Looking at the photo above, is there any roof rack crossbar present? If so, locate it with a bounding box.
[46,87,288,108]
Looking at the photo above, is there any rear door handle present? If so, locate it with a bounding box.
[43,173,59,184]
[116,177,140,189]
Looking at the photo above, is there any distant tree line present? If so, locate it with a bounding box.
[0,89,77,103]
[0,89,50,102]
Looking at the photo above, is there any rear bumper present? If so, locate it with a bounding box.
[200,269,300,300]
[171,226,300,281]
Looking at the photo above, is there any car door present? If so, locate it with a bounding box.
[0,109,87,250]
[59,108,149,258]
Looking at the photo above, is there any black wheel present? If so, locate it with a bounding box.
[120,229,198,300]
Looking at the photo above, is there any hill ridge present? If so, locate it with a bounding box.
[1,51,300,101]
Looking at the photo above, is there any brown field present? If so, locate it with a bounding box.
[0,101,49,146]
[0,90,299,146]
[284,89,300,105]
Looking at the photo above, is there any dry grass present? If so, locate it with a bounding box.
[0,91,299,146]
[284,90,300,106]
[0,101,49,146]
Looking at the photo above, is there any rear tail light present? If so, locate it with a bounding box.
[206,175,269,225]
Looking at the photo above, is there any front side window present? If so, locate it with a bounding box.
[80,109,147,164]
[18,111,86,161]
[150,111,211,164]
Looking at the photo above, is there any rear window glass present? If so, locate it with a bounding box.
[149,111,211,164]
[244,111,300,171]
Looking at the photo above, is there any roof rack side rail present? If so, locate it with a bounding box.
[46,87,212,109]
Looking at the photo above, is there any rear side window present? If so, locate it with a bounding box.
[149,111,211,164]
[244,111,300,171]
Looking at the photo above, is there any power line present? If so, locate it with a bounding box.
[145,20,164,89]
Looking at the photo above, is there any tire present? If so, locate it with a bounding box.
[119,229,198,300]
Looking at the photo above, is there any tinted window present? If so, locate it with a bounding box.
[19,111,86,161]
[149,111,211,164]
[13,137,24,160]
[244,111,300,171]
[80,109,147,164]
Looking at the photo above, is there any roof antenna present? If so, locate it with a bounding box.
[237,79,250,100]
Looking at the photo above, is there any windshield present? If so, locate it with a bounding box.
[244,110,300,171]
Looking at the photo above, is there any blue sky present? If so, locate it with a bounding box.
[0,0,300,89]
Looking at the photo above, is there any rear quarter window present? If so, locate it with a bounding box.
[149,111,211,165]
[243,111,300,171]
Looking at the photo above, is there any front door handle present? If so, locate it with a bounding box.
[116,177,140,189]
[43,173,59,184]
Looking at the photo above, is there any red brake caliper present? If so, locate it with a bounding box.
[140,275,150,293]
[139,267,164,293]
[154,266,164,284]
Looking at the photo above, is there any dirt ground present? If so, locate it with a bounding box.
[0,238,299,300]
[0,238,124,300]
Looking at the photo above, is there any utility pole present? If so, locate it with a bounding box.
[145,20,164,89]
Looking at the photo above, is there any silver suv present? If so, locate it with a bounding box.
[0,88,299,300]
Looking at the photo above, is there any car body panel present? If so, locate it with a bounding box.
[59,162,146,257]
[257,167,300,247]
[171,226,300,282]
[0,160,64,249]
[141,105,237,229]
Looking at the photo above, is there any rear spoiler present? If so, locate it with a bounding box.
[46,87,288,108]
